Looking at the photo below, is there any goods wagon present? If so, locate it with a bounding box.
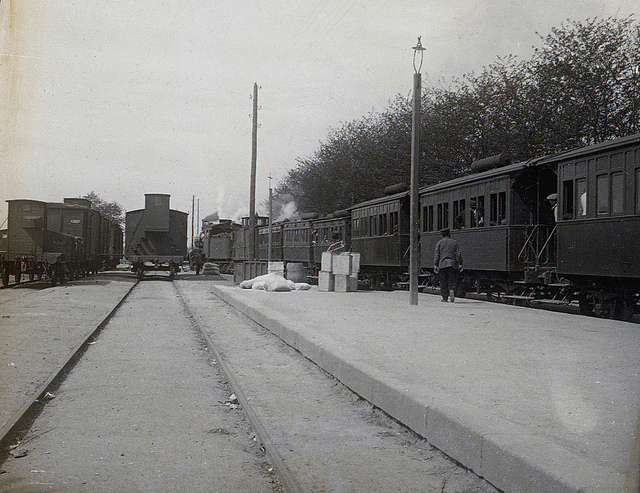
[125,194,188,279]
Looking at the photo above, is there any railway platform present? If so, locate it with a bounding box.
[211,284,640,493]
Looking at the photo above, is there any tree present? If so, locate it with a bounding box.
[82,192,124,225]
[527,16,640,149]
[276,17,640,215]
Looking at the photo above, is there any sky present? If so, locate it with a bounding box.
[1,0,637,242]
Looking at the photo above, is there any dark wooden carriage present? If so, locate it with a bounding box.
[311,211,351,274]
[418,157,557,293]
[551,133,640,317]
[349,190,410,289]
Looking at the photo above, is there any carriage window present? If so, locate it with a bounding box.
[489,194,498,225]
[498,193,506,224]
[611,172,624,214]
[636,169,640,213]
[392,211,399,234]
[596,174,610,215]
[453,200,466,229]
[380,214,387,235]
[423,205,433,232]
[563,180,575,218]
[422,206,427,232]
[470,196,484,227]
[437,203,449,230]
[576,178,587,216]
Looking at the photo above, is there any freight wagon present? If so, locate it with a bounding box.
[125,194,188,279]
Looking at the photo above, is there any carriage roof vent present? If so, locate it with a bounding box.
[470,152,512,173]
[384,182,409,195]
[300,212,319,220]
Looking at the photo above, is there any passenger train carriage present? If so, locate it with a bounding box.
[419,153,558,291]
[350,189,410,289]
[211,133,640,319]
[551,134,640,317]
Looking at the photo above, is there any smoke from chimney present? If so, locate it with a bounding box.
[272,193,300,222]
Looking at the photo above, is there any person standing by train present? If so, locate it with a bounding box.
[192,249,204,275]
[433,228,463,302]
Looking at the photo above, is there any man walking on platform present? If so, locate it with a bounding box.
[433,228,463,302]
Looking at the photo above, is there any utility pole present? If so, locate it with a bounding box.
[191,195,195,252]
[410,37,425,306]
[268,175,273,263]
[249,82,258,260]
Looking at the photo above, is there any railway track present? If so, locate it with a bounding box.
[0,278,499,492]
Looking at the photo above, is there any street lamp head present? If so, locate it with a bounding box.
[412,36,425,74]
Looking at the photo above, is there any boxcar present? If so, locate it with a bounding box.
[2,199,81,285]
[125,194,188,279]
[106,220,124,270]
[46,202,91,277]
[0,229,7,282]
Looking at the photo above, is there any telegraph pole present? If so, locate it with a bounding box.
[191,195,195,252]
[410,37,425,306]
[268,175,273,263]
[249,82,258,259]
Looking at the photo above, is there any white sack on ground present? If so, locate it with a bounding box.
[239,273,312,291]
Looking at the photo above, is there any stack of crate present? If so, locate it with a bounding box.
[318,252,335,291]
[319,252,360,292]
[268,261,285,277]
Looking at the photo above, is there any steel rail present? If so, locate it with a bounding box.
[173,282,304,493]
[0,279,140,457]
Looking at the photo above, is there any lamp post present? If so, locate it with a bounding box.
[410,37,425,306]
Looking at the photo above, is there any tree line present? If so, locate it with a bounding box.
[275,17,640,216]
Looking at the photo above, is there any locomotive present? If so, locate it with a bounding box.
[1,198,123,286]
[205,133,640,319]
[200,219,241,274]
[125,194,188,279]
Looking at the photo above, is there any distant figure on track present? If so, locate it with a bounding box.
[192,250,204,275]
[433,228,463,303]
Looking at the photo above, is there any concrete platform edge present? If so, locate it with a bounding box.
[211,286,614,493]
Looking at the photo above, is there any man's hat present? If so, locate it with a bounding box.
[546,193,558,201]
[439,228,450,235]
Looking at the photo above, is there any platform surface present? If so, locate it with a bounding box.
[212,285,640,493]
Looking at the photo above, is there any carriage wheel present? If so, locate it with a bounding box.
[2,264,9,286]
[578,292,595,316]
[56,264,66,285]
